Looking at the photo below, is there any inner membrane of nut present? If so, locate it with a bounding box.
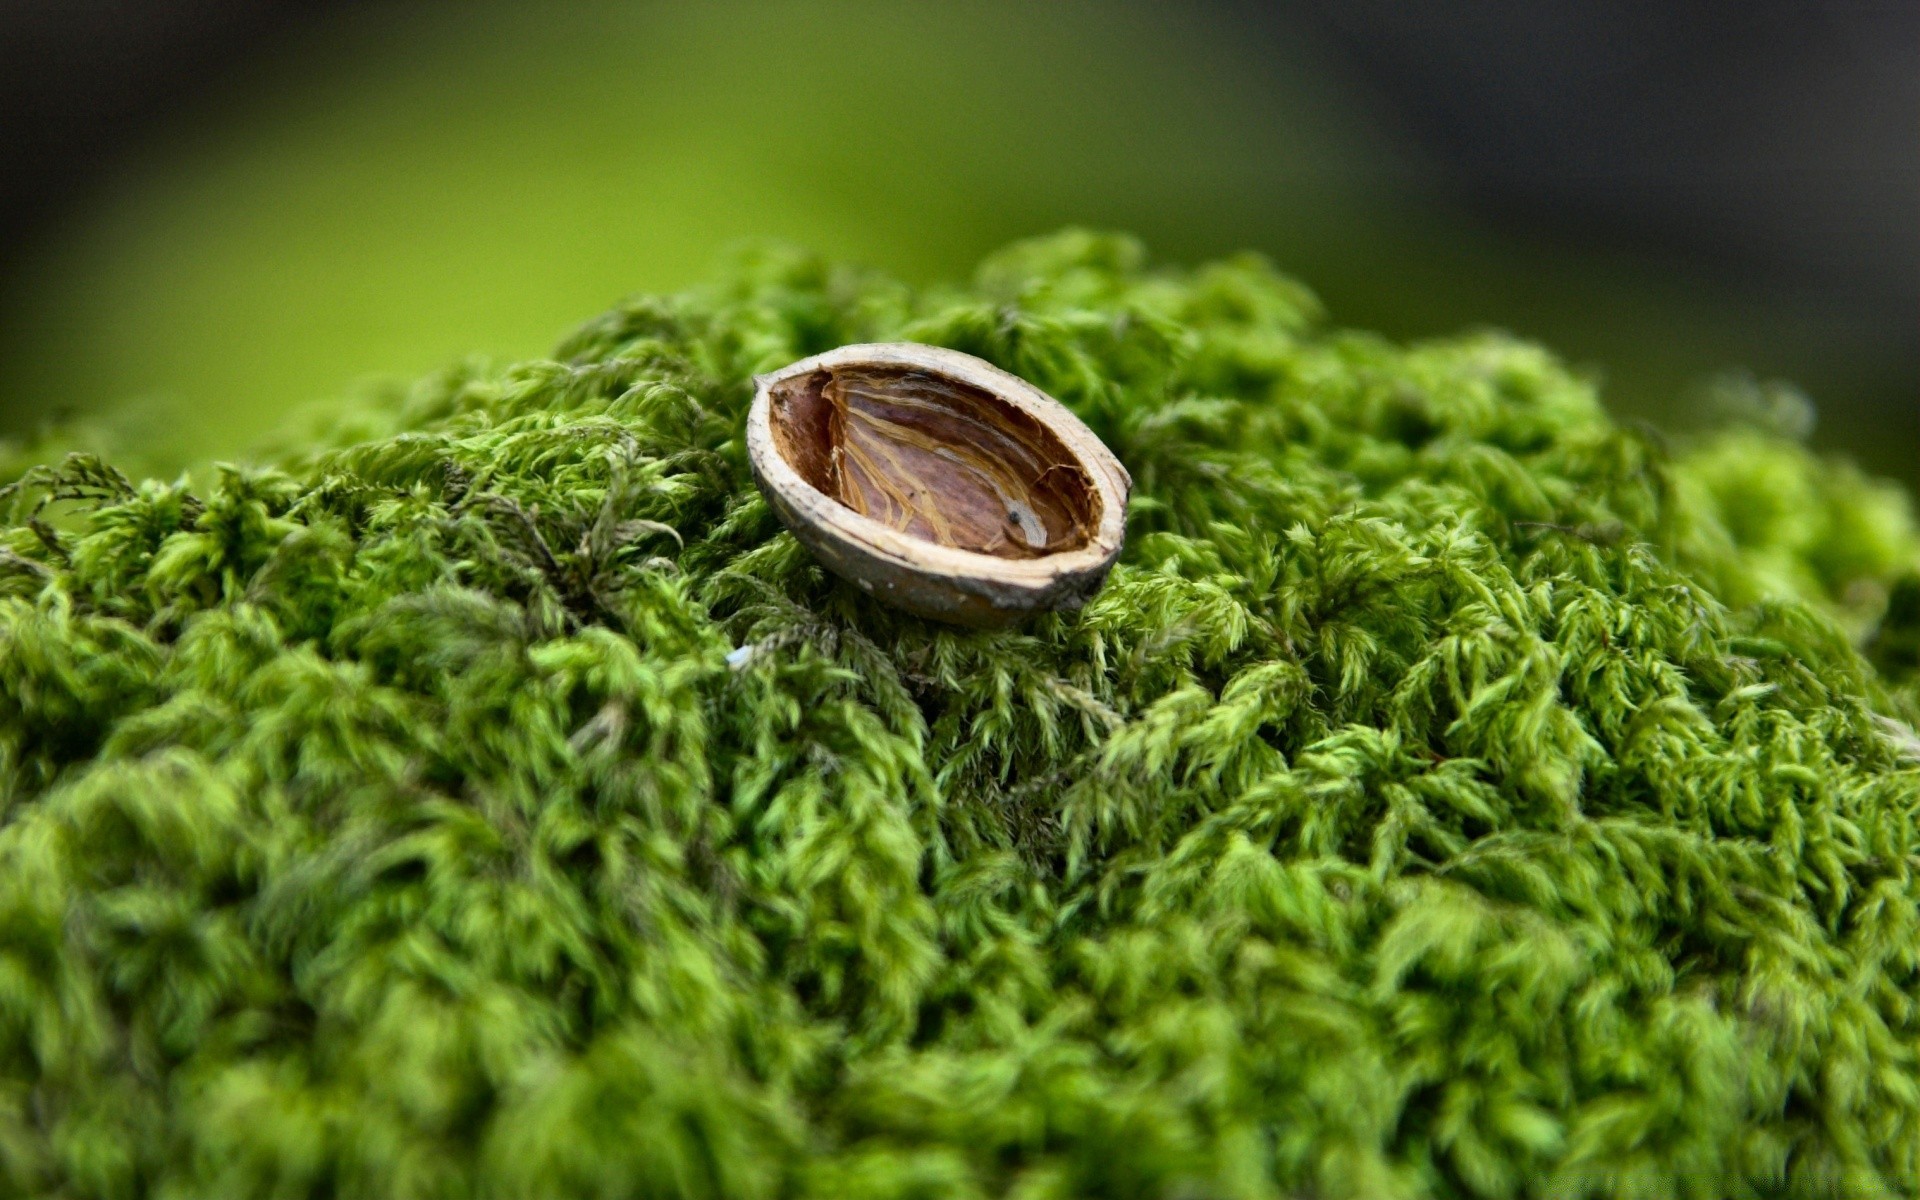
[768,365,1098,560]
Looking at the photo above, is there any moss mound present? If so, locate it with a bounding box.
[3,232,1920,1199]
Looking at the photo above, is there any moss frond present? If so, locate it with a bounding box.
[1,231,1917,1198]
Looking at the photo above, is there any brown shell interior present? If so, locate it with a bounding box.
[767,364,1098,560]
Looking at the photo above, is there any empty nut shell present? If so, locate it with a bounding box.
[747,343,1131,627]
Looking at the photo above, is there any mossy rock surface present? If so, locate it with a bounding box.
[3,232,1920,1198]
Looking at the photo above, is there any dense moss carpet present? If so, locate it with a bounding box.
[3,233,1920,1198]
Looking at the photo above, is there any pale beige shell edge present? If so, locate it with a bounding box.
[746,342,1132,627]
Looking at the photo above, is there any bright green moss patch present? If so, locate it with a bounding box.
[2,232,1919,1198]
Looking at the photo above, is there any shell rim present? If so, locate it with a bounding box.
[746,342,1130,595]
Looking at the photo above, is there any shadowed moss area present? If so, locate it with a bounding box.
[2,232,1919,1198]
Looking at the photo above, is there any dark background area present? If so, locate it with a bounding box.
[1,1,315,253]
[1,0,1913,482]
[1296,0,1917,307]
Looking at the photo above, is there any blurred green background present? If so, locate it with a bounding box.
[0,0,1913,484]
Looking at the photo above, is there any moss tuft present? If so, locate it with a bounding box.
[2,232,1919,1198]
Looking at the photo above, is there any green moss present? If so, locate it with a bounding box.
[1,231,1918,1199]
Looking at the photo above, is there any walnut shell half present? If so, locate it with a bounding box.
[747,343,1131,627]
